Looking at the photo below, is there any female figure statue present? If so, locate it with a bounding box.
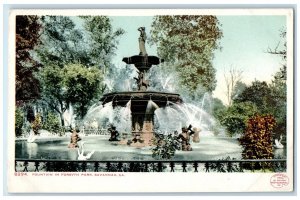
[138,27,147,56]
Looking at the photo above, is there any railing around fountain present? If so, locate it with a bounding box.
[15,159,286,173]
[82,128,109,136]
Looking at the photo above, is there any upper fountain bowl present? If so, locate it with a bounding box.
[122,55,164,71]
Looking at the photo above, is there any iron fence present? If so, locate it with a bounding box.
[15,159,286,173]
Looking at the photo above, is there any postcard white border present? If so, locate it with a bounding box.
[7,8,294,193]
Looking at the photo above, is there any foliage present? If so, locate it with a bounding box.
[269,66,286,137]
[212,97,226,119]
[232,73,286,138]
[231,81,247,102]
[64,63,104,119]
[36,16,90,68]
[266,29,287,139]
[234,80,275,114]
[16,15,42,103]
[152,132,181,159]
[39,65,67,126]
[207,30,287,142]
[217,102,258,136]
[150,15,223,98]
[208,157,241,172]
[43,112,61,134]
[80,16,124,69]
[239,115,276,159]
[34,16,122,125]
[25,105,35,123]
[31,113,42,135]
[39,63,103,123]
[15,108,24,137]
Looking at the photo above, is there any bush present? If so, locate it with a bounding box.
[218,102,258,136]
[239,115,276,160]
[152,132,181,160]
[15,108,24,137]
[31,113,42,135]
[43,112,61,134]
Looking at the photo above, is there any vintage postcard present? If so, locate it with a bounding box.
[7,8,294,193]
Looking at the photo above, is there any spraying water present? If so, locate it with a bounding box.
[154,96,219,136]
[63,104,75,128]
[113,100,132,133]
[83,100,132,133]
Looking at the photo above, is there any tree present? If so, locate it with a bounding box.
[223,67,243,106]
[80,16,124,70]
[150,15,223,98]
[39,63,103,125]
[267,29,287,139]
[64,63,103,119]
[234,80,275,114]
[16,15,42,103]
[269,66,287,138]
[267,29,287,62]
[39,65,67,127]
[36,16,92,68]
[35,16,122,126]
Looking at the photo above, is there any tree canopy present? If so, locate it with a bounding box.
[234,80,275,114]
[16,15,42,103]
[36,16,89,68]
[64,63,103,119]
[150,15,223,98]
[80,16,125,70]
[30,16,124,128]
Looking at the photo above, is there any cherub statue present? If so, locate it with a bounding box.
[134,71,149,91]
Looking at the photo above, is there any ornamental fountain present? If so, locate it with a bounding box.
[100,27,182,146]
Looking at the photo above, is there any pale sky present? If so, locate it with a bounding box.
[110,15,286,104]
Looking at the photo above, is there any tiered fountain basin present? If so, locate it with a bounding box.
[100,91,183,146]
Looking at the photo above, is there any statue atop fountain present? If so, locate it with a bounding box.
[138,27,147,56]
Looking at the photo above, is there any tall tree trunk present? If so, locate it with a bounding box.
[60,112,65,127]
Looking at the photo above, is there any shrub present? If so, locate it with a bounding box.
[15,108,24,137]
[239,115,276,160]
[218,102,258,137]
[31,113,42,135]
[43,112,61,134]
[152,132,181,160]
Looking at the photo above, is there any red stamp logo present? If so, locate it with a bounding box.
[270,173,289,188]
